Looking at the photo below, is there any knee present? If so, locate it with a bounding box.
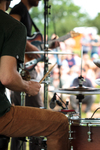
[58,113,68,129]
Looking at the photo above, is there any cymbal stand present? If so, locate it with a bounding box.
[77,75,84,119]
[43,0,51,109]
[76,46,84,119]
[76,94,84,119]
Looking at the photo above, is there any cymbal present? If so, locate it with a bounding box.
[49,86,100,95]
[95,79,100,86]
[93,59,100,68]
[25,51,74,55]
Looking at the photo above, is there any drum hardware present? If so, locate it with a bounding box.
[76,94,84,119]
[87,125,91,142]
[78,121,92,142]
[51,86,100,95]
[49,92,69,110]
[93,58,100,68]
[25,51,74,55]
[68,44,100,149]
[95,78,100,86]
[20,92,26,106]
[20,66,30,106]
[91,107,100,118]
[60,109,76,119]
[49,85,100,118]
[69,118,100,150]
[18,65,30,150]
[43,0,51,109]
[69,119,74,140]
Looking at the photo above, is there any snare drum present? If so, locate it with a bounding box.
[69,118,100,150]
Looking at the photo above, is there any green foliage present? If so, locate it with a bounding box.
[29,0,90,38]
[86,13,100,34]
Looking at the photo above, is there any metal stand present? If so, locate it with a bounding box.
[76,94,84,119]
[19,66,27,150]
[20,92,26,106]
[43,0,51,109]
[77,75,84,119]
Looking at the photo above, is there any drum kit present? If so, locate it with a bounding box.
[49,59,100,149]
[50,81,100,150]
[51,59,100,149]
[25,46,100,150]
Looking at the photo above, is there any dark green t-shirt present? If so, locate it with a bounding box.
[0,10,27,117]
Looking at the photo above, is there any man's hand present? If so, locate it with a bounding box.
[49,34,60,49]
[26,81,41,96]
[49,41,60,49]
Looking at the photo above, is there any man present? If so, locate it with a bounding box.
[89,33,99,58]
[70,68,95,113]
[80,34,91,54]
[9,0,60,149]
[0,0,69,150]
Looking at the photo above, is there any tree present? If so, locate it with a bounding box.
[29,0,90,38]
[87,13,100,34]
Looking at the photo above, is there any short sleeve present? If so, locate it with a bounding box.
[1,24,27,63]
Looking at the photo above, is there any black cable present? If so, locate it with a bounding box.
[91,107,100,118]
[56,93,66,106]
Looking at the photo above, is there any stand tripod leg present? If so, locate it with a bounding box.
[18,92,27,150]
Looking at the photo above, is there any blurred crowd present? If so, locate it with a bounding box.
[35,33,100,113]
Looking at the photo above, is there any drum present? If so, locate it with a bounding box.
[69,118,100,150]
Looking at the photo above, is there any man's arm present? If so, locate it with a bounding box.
[0,56,41,96]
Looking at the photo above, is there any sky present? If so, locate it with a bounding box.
[73,0,100,19]
[10,0,100,19]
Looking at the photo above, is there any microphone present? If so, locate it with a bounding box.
[93,59,100,68]
[49,93,56,109]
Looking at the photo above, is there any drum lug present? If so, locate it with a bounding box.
[69,131,74,140]
[87,124,92,142]
[69,121,74,140]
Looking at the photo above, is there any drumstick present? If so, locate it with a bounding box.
[39,63,57,84]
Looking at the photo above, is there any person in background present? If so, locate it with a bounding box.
[0,1,69,150]
[62,51,76,68]
[80,34,91,54]
[83,63,97,88]
[70,68,96,113]
[89,34,99,58]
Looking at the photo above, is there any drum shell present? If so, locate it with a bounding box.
[70,119,100,150]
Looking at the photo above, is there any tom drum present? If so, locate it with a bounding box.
[69,118,100,150]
